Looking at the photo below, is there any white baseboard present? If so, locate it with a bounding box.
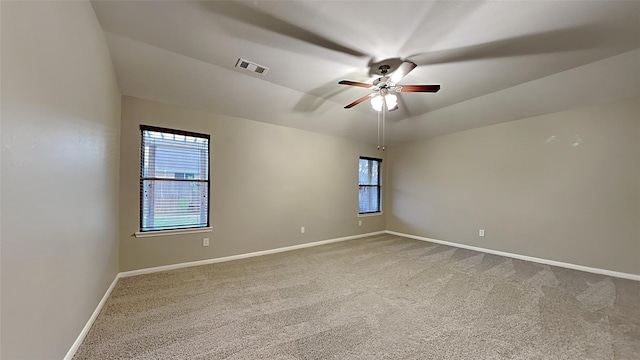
[64,274,120,360]
[386,230,640,281]
[119,231,387,278]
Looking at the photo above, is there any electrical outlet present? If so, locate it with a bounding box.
[358,220,362,226]
[479,229,485,237]
[203,238,209,246]
[301,226,305,234]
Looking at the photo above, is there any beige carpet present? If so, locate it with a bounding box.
[74,234,640,359]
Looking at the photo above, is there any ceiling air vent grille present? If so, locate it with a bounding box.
[235,58,269,75]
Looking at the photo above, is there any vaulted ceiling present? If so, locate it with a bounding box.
[91,0,640,145]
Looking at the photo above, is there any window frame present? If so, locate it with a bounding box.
[139,125,211,233]
[358,156,382,215]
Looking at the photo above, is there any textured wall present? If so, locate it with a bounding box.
[119,96,385,271]
[1,1,121,359]
[387,97,640,275]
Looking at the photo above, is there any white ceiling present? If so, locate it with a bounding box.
[91,0,640,145]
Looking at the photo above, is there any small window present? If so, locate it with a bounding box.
[140,125,210,232]
[359,157,382,214]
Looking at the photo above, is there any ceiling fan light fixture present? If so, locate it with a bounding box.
[385,94,397,109]
[371,94,397,112]
[371,95,384,111]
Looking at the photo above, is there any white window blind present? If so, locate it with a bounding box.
[359,157,382,214]
[140,125,210,232]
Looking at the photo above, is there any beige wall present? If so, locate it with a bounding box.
[1,1,121,359]
[119,96,385,271]
[388,97,640,275]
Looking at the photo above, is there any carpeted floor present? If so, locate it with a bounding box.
[74,234,640,359]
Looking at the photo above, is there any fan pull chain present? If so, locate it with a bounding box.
[377,109,381,150]
[382,107,386,151]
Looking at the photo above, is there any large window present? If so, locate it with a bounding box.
[359,157,382,214]
[140,125,210,232]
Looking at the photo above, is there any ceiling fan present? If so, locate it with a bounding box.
[338,60,440,112]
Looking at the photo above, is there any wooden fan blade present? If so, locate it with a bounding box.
[344,94,373,109]
[389,61,417,84]
[338,80,373,89]
[397,85,441,92]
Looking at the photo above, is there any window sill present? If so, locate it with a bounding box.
[134,227,213,238]
[358,212,383,217]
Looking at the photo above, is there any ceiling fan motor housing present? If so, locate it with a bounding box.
[373,77,390,88]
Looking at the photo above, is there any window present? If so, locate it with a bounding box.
[140,125,210,232]
[359,157,382,214]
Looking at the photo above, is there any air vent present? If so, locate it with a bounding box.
[235,58,269,75]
